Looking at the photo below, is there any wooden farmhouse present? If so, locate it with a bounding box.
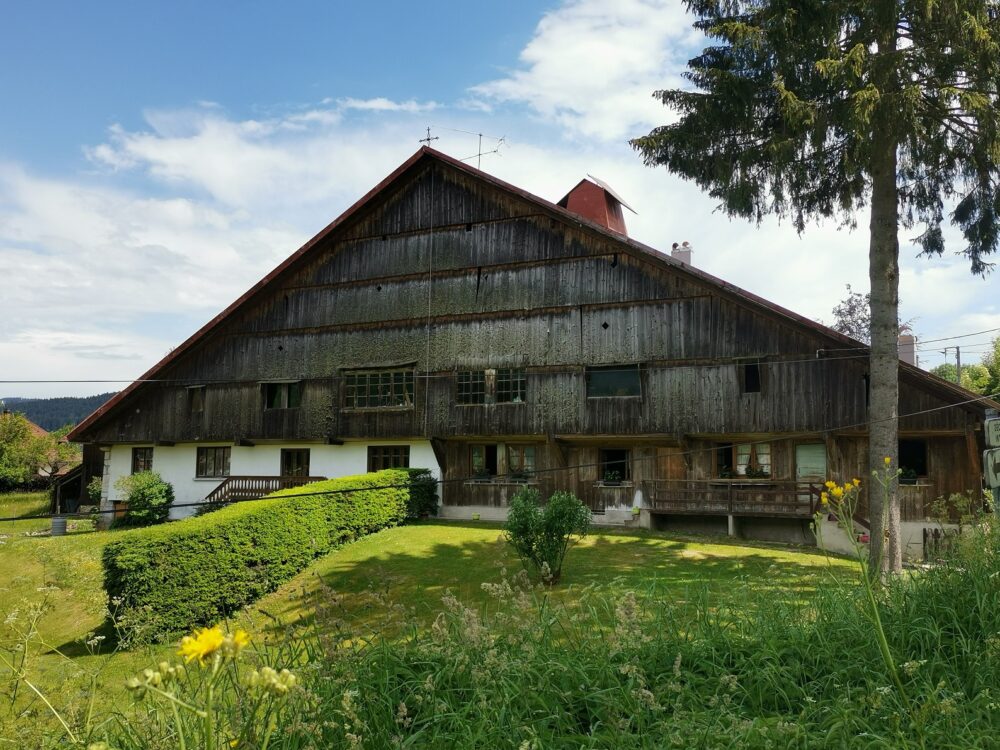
[68,147,997,556]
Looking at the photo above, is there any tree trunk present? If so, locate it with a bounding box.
[867,125,902,575]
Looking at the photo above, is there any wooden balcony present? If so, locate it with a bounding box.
[642,479,825,519]
[204,475,327,505]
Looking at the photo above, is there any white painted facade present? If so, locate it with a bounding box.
[102,440,441,520]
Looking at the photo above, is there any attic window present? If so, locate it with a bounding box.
[586,365,641,398]
[188,386,205,414]
[742,362,762,394]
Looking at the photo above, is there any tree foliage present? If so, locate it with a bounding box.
[0,412,79,491]
[503,488,591,584]
[633,1,1000,574]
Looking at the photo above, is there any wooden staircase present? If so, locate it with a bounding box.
[203,476,327,506]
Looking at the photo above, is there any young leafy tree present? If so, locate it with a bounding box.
[632,1,1000,573]
[503,488,591,584]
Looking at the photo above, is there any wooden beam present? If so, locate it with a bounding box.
[325,436,344,446]
[430,437,448,473]
[236,439,255,447]
[155,440,175,447]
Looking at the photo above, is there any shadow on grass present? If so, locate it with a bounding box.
[261,524,852,639]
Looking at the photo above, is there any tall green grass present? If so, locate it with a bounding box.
[82,517,1000,749]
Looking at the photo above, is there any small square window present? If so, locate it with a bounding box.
[457,371,486,404]
[496,368,526,403]
[131,447,153,474]
[280,449,310,477]
[263,382,302,410]
[506,444,536,479]
[470,444,499,479]
[196,446,231,478]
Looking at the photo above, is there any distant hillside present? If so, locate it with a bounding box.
[0,393,117,431]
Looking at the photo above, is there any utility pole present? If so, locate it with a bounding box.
[941,346,962,385]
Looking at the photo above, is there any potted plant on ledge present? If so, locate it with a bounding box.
[603,470,623,487]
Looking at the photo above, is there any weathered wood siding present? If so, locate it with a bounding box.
[83,158,986,496]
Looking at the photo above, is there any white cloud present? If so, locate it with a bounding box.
[471,0,697,141]
[338,97,438,113]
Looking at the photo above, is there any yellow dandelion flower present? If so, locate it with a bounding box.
[884,456,891,466]
[232,629,250,650]
[824,480,836,489]
[178,625,225,664]
[820,492,829,504]
[831,486,844,499]
[852,478,860,487]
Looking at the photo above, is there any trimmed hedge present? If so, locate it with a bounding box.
[102,469,414,641]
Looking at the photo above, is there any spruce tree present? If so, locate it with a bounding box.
[633,1,1000,572]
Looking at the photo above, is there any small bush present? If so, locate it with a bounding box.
[86,475,103,504]
[404,468,438,518]
[113,471,174,527]
[102,469,414,641]
[504,488,591,583]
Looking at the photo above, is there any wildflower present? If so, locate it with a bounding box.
[820,492,829,505]
[831,486,844,499]
[178,625,225,664]
[852,478,861,486]
[884,456,892,466]
[824,480,836,489]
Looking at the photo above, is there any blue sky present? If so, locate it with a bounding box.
[2,0,998,398]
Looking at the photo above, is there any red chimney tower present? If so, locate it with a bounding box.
[557,175,636,236]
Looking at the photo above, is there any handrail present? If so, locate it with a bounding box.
[204,475,327,505]
[642,479,828,519]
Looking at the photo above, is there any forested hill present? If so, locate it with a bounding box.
[0,393,117,431]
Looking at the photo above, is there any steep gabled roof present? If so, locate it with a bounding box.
[68,147,998,441]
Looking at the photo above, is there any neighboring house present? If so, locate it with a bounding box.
[67,148,996,555]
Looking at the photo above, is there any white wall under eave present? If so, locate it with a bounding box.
[106,440,441,520]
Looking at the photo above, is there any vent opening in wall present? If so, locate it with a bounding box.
[376,284,382,292]
[742,362,762,394]
[601,321,609,330]
[465,222,473,232]
[610,253,618,268]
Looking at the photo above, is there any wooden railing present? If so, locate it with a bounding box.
[642,479,825,519]
[203,476,327,506]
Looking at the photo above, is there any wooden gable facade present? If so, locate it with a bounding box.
[70,148,993,537]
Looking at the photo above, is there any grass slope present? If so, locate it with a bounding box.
[0,517,852,738]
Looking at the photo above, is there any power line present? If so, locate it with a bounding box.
[5,389,998,526]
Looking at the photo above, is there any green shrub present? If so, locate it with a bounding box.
[504,488,591,583]
[404,468,438,518]
[113,471,174,527]
[102,469,414,641]
[86,475,103,504]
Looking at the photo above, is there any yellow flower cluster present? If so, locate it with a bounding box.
[178,625,250,664]
[820,478,861,505]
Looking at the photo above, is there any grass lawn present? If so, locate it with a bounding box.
[246,521,855,640]
[0,491,94,535]
[0,517,855,738]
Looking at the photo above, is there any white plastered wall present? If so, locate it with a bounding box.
[106,440,441,520]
